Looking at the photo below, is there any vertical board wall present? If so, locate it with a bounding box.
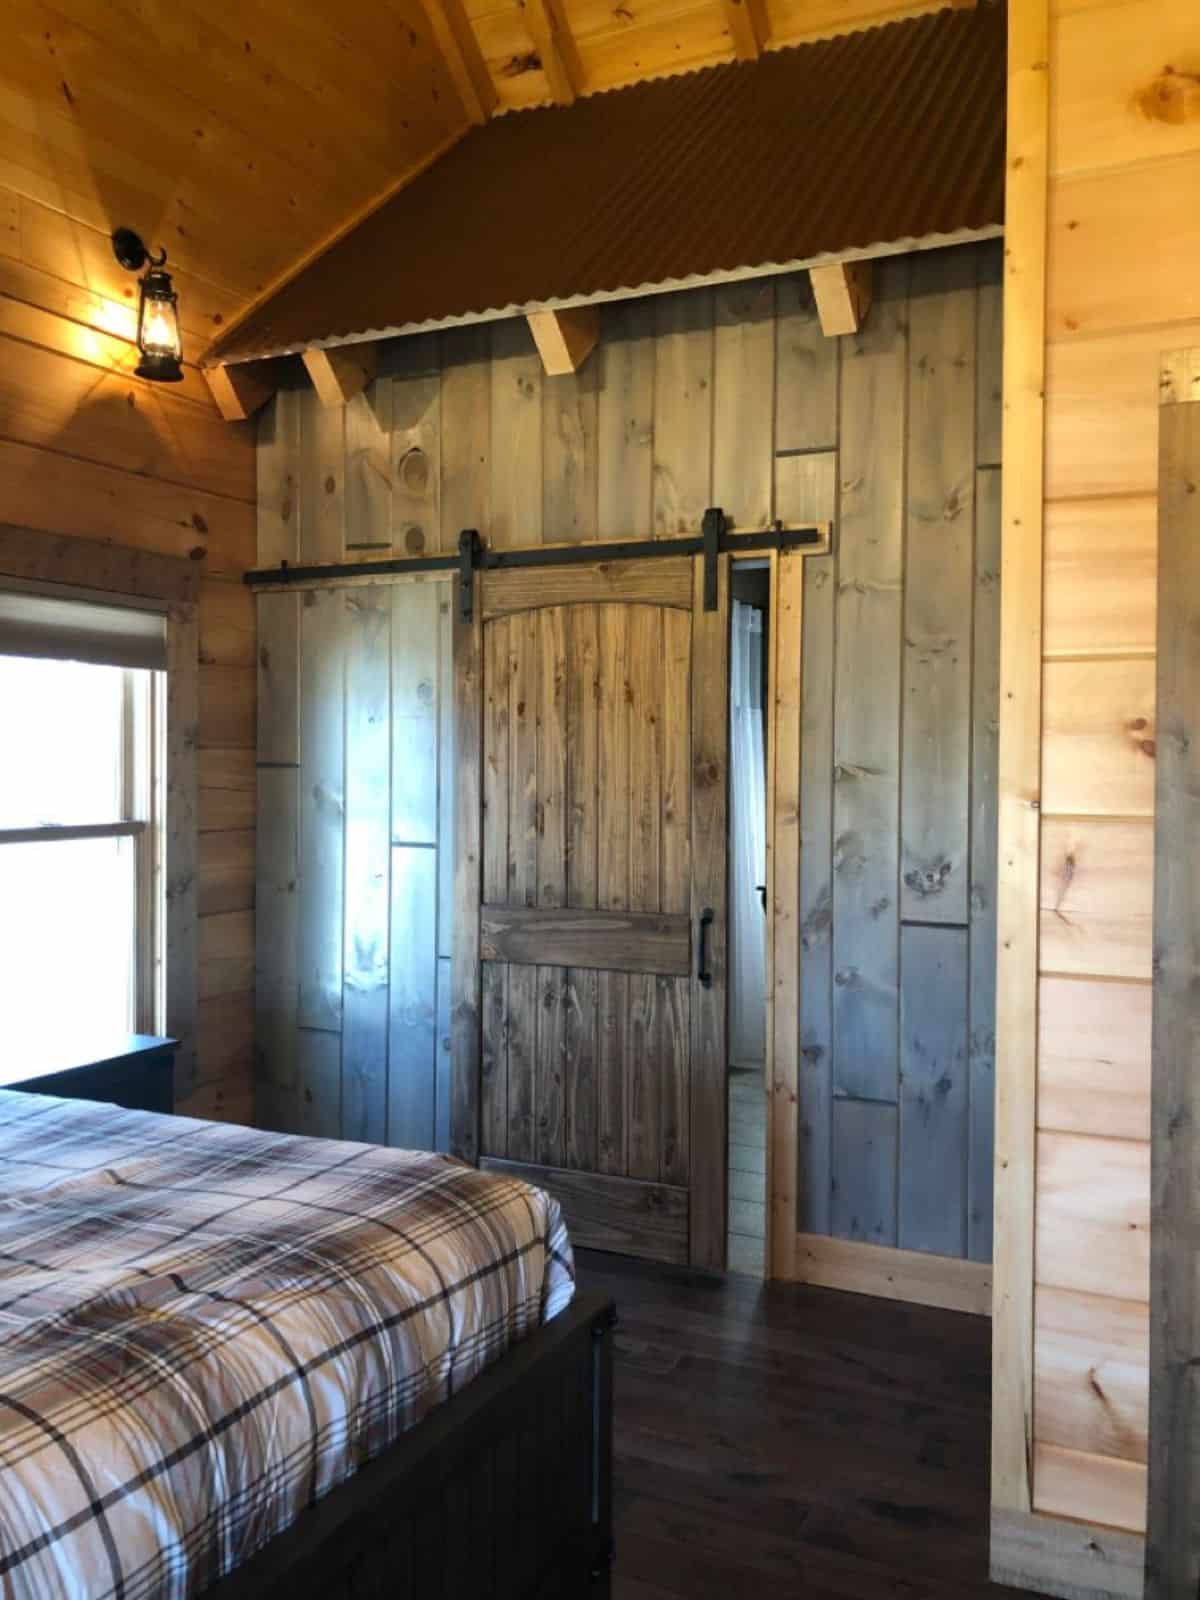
[254,240,1002,1264]
[794,245,1002,1264]
[257,579,455,1145]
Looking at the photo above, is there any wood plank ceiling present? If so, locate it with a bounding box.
[456,0,973,112]
[0,0,465,358]
[0,0,970,381]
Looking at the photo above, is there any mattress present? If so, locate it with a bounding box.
[0,1090,574,1599]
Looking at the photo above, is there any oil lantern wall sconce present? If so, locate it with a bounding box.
[111,227,184,383]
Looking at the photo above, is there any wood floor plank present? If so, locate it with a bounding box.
[575,1249,1045,1600]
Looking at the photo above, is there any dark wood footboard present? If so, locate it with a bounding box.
[205,1293,616,1600]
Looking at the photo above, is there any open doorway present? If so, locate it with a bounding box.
[728,561,770,1275]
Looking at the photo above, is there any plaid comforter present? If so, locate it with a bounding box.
[0,1090,574,1599]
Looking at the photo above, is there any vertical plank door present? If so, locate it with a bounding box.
[459,554,729,1269]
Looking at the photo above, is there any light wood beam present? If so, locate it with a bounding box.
[990,0,1049,1535]
[520,0,584,104]
[794,1234,993,1316]
[419,0,498,125]
[768,548,802,1282]
[302,344,377,408]
[526,307,599,375]
[809,262,873,336]
[1147,348,1200,1599]
[205,362,277,422]
[722,0,769,61]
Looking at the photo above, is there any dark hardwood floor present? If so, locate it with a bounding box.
[575,1250,1042,1600]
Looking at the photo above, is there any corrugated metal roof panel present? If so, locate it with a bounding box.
[210,3,1005,364]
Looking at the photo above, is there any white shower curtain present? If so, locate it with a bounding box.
[729,599,767,1068]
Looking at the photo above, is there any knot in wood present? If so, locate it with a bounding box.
[400,448,428,494]
[904,860,951,898]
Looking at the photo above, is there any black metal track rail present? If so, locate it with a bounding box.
[244,508,828,617]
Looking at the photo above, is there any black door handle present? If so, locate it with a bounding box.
[698,907,714,989]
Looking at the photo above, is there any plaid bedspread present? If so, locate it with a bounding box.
[0,1090,574,1599]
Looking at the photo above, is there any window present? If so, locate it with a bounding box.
[0,588,167,1048]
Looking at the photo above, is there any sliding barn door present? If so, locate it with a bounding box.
[453,554,729,1270]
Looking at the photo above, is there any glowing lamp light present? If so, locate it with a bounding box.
[134,266,183,381]
[111,227,184,383]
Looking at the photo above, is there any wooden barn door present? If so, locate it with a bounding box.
[453,552,729,1270]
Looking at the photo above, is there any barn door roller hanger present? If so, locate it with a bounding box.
[455,509,825,621]
[244,508,829,616]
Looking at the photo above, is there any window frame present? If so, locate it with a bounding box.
[0,526,199,1089]
[0,661,165,1036]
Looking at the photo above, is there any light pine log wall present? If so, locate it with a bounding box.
[255,239,1003,1263]
[0,189,257,1123]
[1025,0,1200,1542]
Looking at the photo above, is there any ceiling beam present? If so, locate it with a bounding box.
[420,0,498,125]
[722,0,769,61]
[302,344,377,407]
[205,362,278,422]
[809,261,873,336]
[520,0,583,105]
[527,307,600,375]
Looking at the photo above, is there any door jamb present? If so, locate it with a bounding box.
[763,548,805,1281]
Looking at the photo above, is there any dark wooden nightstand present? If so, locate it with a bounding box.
[1,1034,177,1114]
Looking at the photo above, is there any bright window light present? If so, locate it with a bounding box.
[0,837,136,1045]
[0,653,163,1051]
[0,657,125,827]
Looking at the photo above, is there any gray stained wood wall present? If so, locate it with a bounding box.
[256,578,455,1147]
[254,239,1002,1261]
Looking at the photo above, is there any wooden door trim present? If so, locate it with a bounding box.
[1146,349,1200,1597]
[688,553,729,1271]
[991,1508,1144,1600]
[766,549,803,1281]
[991,0,1049,1526]
[480,906,690,976]
[793,1233,992,1316]
[480,557,693,619]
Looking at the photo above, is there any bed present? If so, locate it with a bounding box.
[0,1090,614,1599]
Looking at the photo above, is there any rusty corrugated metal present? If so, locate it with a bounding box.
[210,4,1005,364]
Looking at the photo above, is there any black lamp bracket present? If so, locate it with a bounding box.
[111,227,167,273]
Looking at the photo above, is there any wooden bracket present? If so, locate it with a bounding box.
[205,361,278,422]
[302,344,377,407]
[810,261,873,337]
[721,0,769,61]
[419,0,497,124]
[526,307,600,376]
[519,0,583,104]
